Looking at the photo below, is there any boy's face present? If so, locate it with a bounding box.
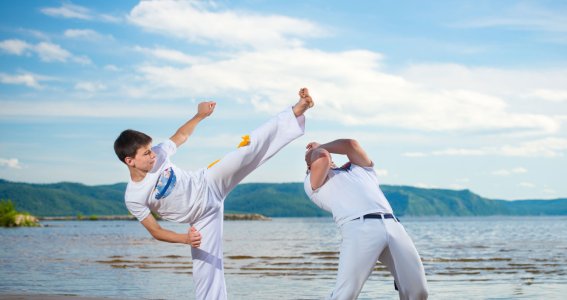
[126,143,156,172]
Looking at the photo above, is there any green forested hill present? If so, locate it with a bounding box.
[0,179,127,216]
[0,179,565,217]
[223,183,328,217]
[381,186,510,216]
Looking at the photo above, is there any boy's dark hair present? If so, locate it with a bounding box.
[114,129,152,163]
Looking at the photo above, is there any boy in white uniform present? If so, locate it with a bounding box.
[304,139,428,300]
[113,88,313,300]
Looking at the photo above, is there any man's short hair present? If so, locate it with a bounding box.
[114,129,152,163]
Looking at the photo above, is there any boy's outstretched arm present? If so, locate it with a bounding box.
[140,214,201,247]
[170,101,216,147]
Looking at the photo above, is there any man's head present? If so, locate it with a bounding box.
[305,147,335,172]
[114,129,155,171]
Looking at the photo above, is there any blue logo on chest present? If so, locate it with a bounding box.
[154,167,177,200]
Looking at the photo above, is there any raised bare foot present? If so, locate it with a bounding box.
[293,87,314,116]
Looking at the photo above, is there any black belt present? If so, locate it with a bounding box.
[358,213,399,222]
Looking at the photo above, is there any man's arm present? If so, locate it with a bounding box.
[170,101,216,147]
[310,139,372,167]
[306,139,372,190]
[140,214,201,247]
[307,147,332,190]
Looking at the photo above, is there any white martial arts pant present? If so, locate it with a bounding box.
[329,217,428,300]
[190,107,305,300]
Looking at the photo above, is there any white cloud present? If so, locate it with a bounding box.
[131,47,560,134]
[128,0,326,49]
[100,14,122,23]
[529,89,567,102]
[104,64,120,72]
[0,39,90,64]
[121,2,565,135]
[16,28,50,41]
[2,2,563,145]
[417,138,567,158]
[499,137,567,157]
[492,167,528,176]
[41,3,120,23]
[0,100,191,118]
[432,148,487,156]
[402,152,427,157]
[0,39,32,55]
[519,182,536,188]
[71,55,92,65]
[402,63,567,103]
[0,72,42,88]
[74,81,106,92]
[415,183,438,189]
[375,169,388,177]
[64,29,112,41]
[455,3,567,33]
[41,3,93,20]
[449,184,466,190]
[35,42,71,62]
[0,158,22,169]
[134,46,203,65]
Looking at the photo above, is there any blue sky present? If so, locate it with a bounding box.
[1,0,566,200]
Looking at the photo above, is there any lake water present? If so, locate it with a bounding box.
[1,217,566,299]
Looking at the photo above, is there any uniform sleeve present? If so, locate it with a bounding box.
[352,162,380,186]
[149,140,177,173]
[125,200,151,222]
[153,139,177,156]
[304,174,327,211]
[304,174,314,197]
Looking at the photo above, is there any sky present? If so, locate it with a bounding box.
[0,0,566,200]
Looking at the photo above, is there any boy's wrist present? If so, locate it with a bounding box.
[193,113,207,121]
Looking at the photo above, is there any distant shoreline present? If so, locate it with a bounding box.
[39,215,136,221]
[0,295,116,300]
[39,213,271,221]
[3,180,566,217]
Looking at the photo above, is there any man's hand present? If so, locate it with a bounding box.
[312,139,372,168]
[196,101,216,119]
[187,226,202,248]
[306,142,321,151]
[305,142,321,169]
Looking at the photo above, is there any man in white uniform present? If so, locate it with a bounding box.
[113,88,313,300]
[304,139,428,300]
